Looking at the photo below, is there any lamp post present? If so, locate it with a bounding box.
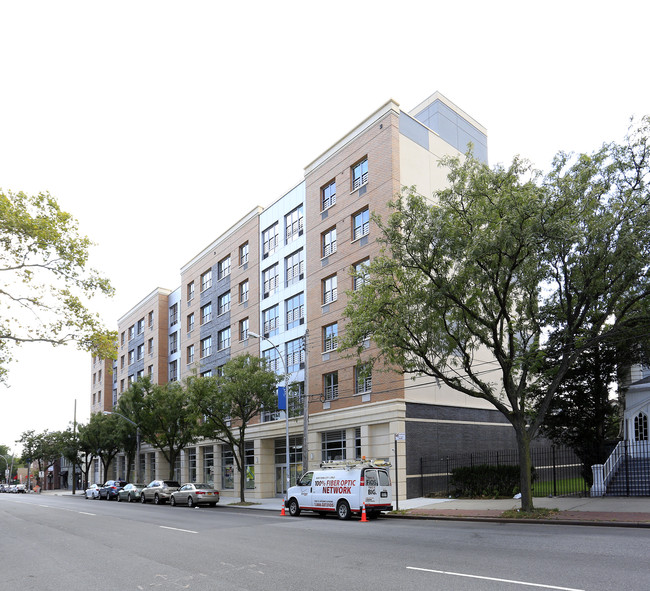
[249,331,290,497]
[103,411,141,484]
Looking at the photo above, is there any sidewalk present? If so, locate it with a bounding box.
[39,490,650,527]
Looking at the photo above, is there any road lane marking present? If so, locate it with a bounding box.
[160,526,198,534]
[78,512,96,516]
[406,567,585,591]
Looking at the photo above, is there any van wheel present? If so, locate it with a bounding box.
[336,500,351,520]
[288,498,301,517]
[141,493,146,504]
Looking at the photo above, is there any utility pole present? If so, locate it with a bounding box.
[302,330,309,474]
[72,399,77,494]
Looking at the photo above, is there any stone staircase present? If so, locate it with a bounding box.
[606,457,650,496]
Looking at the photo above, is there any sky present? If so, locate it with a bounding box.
[1,0,648,455]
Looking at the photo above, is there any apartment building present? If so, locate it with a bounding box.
[96,91,518,499]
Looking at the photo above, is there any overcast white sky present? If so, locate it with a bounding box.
[1,1,648,455]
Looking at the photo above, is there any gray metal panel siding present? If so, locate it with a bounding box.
[399,112,429,150]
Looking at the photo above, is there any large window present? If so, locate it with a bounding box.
[239,318,249,341]
[353,258,370,290]
[285,293,304,330]
[201,269,212,291]
[218,256,231,280]
[169,360,178,382]
[262,223,279,259]
[635,412,649,441]
[285,249,304,286]
[323,371,338,401]
[323,323,338,352]
[239,242,249,266]
[352,208,370,240]
[203,446,214,486]
[322,227,337,257]
[262,347,281,373]
[286,337,305,373]
[322,429,345,461]
[217,327,231,351]
[137,318,144,334]
[187,312,195,334]
[169,303,178,326]
[355,363,372,394]
[262,264,279,299]
[221,446,234,490]
[351,158,368,190]
[322,274,337,305]
[169,332,178,354]
[201,302,212,325]
[239,280,249,303]
[187,344,194,365]
[322,180,336,210]
[200,336,212,358]
[285,204,304,244]
[187,281,195,302]
[217,291,231,315]
[262,305,279,338]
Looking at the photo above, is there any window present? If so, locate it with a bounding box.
[262,264,279,298]
[120,331,125,346]
[285,293,304,330]
[148,311,154,328]
[239,280,249,303]
[218,327,231,351]
[169,332,178,354]
[169,303,178,326]
[322,227,337,257]
[218,291,231,315]
[187,344,195,365]
[239,318,249,341]
[200,336,212,358]
[187,312,195,334]
[201,269,212,291]
[262,223,279,259]
[137,343,144,360]
[239,242,249,266]
[169,360,178,382]
[635,412,649,441]
[137,318,145,334]
[128,350,135,365]
[323,323,338,352]
[201,302,212,325]
[322,274,337,304]
[262,305,279,338]
[286,337,305,373]
[218,256,231,280]
[147,365,153,377]
[187,281,195,302]
[148,338,154,354]
[128,325,135,341]
[120,355,125,369]
[222,447,234,490]
[322,180,336,210]
[353,258,370,290]
[355,363,372,394]
[285,249,304,286]
[285,204,304,243]
[323,371,338,401]
[352,158,368,190]
[322,429,345,461]
[352,208,370,240]
[262,347,281,373]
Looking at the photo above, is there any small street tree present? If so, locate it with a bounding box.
[18,429,64,489]
[81,413,123,481]
[0,189,117,383]
[120,378,199,481]
[188,354,280,503]
[341,118,650,512]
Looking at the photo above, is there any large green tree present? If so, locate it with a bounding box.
[18,429,65,489]
[341,118,650,511]
[119,378,199,481]
[73,413,123,483]
[0,189,116,382]
[188,354,280,503]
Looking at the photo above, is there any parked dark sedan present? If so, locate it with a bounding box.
[99,479,127,500]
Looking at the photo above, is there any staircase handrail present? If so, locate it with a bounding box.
[602,441,625,489]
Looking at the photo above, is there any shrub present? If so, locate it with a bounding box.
[450,464,537,497]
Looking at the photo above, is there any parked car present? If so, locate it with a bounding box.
[170,483,220,508]
[117,482,146,503]
[99,479,127,500]
[140,480,181,505]
[85,484,101,499]
[15,484,26,493]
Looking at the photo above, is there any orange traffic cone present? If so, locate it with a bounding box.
[361,503,368,522]
[280,499,286,516]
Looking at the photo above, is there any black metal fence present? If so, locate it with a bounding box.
[417,445,597,498]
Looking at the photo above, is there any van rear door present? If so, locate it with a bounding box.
[363,469,392,510]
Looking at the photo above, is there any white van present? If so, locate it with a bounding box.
[285,459,393,520]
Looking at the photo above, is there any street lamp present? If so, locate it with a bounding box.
[249,331,291,497]
[103,411,141,484]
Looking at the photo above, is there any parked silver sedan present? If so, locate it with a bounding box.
[140,480,181,505]
[85,484,100,499]
[170,483,220,508]
[117,482,146,503]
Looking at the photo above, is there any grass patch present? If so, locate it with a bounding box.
[501,507,560,519]
[227,501,260,506]
[533,477,588,497]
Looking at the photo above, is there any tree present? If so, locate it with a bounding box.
[120,378,199,480]
[0,444,17,482]
[79,413,123,482]
[341,118,650,512]
[18,429,64,489]
[0,189,117,383]
[188,354,280,503]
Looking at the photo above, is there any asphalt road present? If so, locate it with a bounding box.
[1,493,649,591]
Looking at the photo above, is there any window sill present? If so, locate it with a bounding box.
[350,180,368,195]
